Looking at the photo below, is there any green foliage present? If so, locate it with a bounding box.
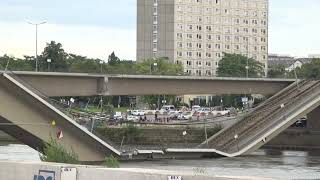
[40,138,79,164]
[217,53,264,77]
[96,124,143,144]
[296,58,320,79]
[108,52,120,66]
[69,59,100,73]
[207,95,249,108]
[103,155,120,168]
[0,55,34,71]
[104,104,115,115]
[136,58,183,75]
[268,64,287,78]
[140,95,176,109]
[41,41,68,72]
[0,41,183,79]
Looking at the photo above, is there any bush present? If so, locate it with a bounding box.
[103,155,120,168]
[40,138,79,164]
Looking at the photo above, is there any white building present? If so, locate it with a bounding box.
[137,0,269,76]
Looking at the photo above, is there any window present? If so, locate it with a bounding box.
[196,70,202,76]
[187,52,192,58]
[196,52,202,58]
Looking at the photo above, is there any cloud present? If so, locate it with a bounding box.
[269,0,320,57]
[1,0,320,59]
[0,0,136,29]
[0,22,136,60]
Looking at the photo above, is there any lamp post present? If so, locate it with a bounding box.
[151,62,158,74]
[99,60,103,73]
[234,134,239,151]
[47,59,51,72]
[28,21,47,72]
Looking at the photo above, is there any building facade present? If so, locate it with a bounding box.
[137,0,269,76]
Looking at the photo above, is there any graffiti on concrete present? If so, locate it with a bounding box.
[33,170,55,180]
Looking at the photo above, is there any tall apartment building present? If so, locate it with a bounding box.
[137,0,269,76]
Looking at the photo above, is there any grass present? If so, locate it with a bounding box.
[40,137,79,164]
[114,107,128,113]
[102,155,120,168]
[74,106,128,113]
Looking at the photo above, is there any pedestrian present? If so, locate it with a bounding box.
[155,113,158,122]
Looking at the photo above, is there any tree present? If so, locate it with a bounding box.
[0,55,33,71]
[217,53,264,78]
[108,51,120,65]
[268,64,286,78]
[296,58,320,79]
[41,41,68,72]
[135,58,183,75]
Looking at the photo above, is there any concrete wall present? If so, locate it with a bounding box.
[8,72,293,96]
[0,75,119,162]
[307,106,320,129]
[0,161,269,180]
[264,129,320,150]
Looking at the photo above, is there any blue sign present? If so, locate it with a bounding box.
[33,170,55,180]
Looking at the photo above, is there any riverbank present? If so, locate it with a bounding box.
[1,144,320,179]
[0,161,272,180]
[94,124,222,150]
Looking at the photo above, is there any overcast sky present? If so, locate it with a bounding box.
[0,0,319,60]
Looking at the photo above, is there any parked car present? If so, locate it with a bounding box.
[192,105,201,111]
[178,112,193,120]
[291,117,307,127]
[226,107,237,116]
[212,109,229,117]
[113,112,123,120]
[168,111,182,119]
[127,115,139,122]
[131,110,145,116]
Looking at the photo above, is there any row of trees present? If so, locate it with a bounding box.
[267,59,320,79]
[2,40,320,79]
[0,41,183,75]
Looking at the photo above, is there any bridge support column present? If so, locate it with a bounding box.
[307,105,320,129]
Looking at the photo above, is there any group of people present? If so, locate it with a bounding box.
[138,114,171,124]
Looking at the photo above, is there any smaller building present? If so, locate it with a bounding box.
[268,54,312,72]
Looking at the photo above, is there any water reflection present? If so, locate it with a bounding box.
[0,143,320,179]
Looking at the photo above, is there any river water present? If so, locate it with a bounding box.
[1,143,320,179]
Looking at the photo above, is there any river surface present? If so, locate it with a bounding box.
[1,143,320,179]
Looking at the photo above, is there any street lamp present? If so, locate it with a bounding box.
[99,60,104,73]
[245,64,249,78]
[28,21,47,72]
[234,134,239,151]
[151,62,158,74]
[47,59,51,72]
